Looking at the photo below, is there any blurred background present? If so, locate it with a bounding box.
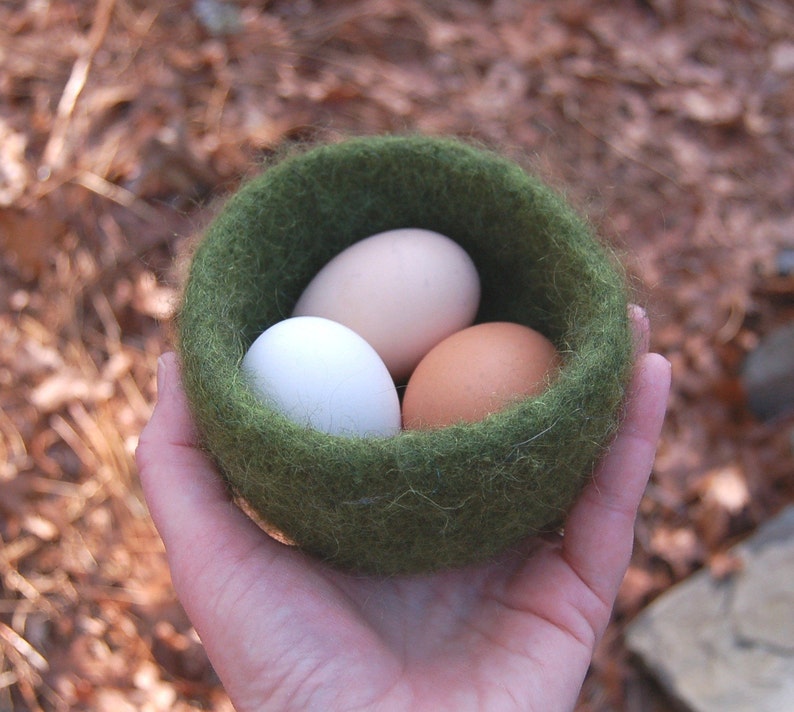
[1,0,792,709]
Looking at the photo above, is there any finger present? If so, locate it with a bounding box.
[135,353,276,573]
[561,350,671,605]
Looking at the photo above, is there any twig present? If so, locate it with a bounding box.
[0,622,48,673]
[573,116,682,190]
[0,622,46,712]
[41,0,117,173]
[72,170,162,222]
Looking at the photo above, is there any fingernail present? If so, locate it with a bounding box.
[628,303,648,321]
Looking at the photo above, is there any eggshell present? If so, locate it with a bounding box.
[292,228,480,383]
[242,316,401,438]
[402,322,562,429]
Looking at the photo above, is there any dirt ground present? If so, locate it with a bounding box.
[1,0,793,709]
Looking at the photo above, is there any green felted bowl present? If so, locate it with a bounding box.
[177,135,633,575]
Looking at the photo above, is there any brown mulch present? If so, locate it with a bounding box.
[1,1,793,709]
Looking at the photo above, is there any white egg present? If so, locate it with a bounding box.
[241,316,401,438]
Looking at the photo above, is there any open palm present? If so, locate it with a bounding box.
[137,311,670,711]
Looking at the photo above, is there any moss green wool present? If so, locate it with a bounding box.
[176,135,633,575]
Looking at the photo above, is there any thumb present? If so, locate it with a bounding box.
[135,353,268,573]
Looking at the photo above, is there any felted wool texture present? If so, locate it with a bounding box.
[177,135,633,576]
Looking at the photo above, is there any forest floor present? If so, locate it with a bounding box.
[1,0,793,709]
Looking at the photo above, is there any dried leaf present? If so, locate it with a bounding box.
[30,370,114,413]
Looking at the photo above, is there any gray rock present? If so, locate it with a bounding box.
[732,542,794,654]
[742,323,794,421]
[626,506,794,712]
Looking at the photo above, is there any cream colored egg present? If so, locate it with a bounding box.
[293,228,480,383]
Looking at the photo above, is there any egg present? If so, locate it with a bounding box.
[241,316,401,438]
[292,228,480,383]
[401,322,562,429]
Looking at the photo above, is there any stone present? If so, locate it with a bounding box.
[731,542,794,654]
[742,322,794,421]
[626,506,794,712]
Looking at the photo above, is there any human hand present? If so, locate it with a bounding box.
[136,307,670,712]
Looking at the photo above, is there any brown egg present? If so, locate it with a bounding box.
[401,322,561,430]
